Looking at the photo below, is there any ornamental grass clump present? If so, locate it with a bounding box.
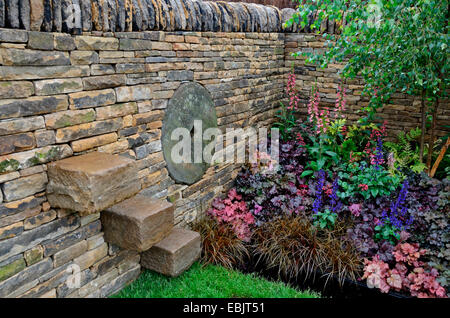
[192,215,249,270]
[252,216,362,286]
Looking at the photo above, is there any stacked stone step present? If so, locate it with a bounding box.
[47,151,201,280]
[102,196,201,277]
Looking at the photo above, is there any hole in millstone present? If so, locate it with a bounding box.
[190,125,195,163]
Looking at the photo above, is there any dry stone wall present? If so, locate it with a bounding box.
[0,21,285,297]
[0,0,283,33]
[0,1,448,299]
[285,32,450,139]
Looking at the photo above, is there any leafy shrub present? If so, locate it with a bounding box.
[338,162,402,200]
[385,128,426,174]
[313,209,338,230]
[252,216,362,285]
[192,216,248,270]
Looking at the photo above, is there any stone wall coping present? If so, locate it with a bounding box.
[0,0,339,35]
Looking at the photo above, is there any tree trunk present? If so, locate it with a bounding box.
[419,89,427,162]
[426,98,439,173]
[430,137,450,178]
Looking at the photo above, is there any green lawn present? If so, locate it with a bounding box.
[111,262,319,298]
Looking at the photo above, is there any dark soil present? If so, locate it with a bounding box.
[238,253,411,299]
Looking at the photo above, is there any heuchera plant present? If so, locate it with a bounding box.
[362,242,447,298]
[207,188,254,242]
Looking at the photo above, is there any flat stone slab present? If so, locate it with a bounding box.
[141,228,200,277]
[101,196,174,252]
[46,152,140,215]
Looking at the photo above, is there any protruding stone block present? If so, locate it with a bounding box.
[141,228,200,277]
[101,196,174,252]
[46,152,140,215]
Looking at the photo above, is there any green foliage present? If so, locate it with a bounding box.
[374,219,401,245]
[0,159,19,173]
[313,208,338,230]
[273,101,297,141]
[26,147,61,168]
[289,0,449,120]
[301,133,340,177]
[111,262,319,298]
[338,162,402,200]
[385,127,426,173]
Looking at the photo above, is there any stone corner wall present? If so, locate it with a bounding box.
[0,4,286,296]
[284,32,450,139]
[1,0,448,300]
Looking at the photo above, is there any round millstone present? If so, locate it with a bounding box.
[162,82,217,185]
